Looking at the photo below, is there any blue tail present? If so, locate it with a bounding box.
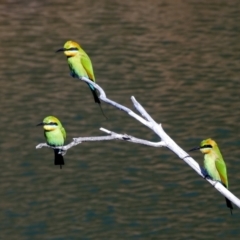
[87,83,108,119]
[88,83,100,104]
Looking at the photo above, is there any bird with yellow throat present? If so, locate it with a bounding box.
[56,40,107,118]
[189,138,233,214]
[37,116,66,169]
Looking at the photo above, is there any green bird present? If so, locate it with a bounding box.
[56,40,107,118]
[56,40,101,102]
[189,138,233,214]
[37,116,66,169]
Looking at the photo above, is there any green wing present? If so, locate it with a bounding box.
[215,157,228,188]
[61,127,66,141]
[80,49,95,81]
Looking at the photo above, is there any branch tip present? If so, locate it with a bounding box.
[100,128,110,134]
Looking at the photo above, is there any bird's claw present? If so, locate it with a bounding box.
[122,134,131,140]
[58,149,67,156]
[204,174,211,180]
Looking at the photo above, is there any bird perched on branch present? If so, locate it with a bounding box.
[56,40,107,118]
[189,138,233,214]
[37,116,66,169]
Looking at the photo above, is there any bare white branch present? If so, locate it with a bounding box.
[36,128,166,153]
[80,77,240,209]
[99,128,166,147]
[36,76,240,209]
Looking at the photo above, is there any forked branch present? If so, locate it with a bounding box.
[36,76,240,209]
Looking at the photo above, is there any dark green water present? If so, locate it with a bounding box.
[0,0,240,239]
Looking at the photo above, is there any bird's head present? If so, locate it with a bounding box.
[189,138,215,154]
[37,116,62,131]
[56,40,81,57]
[199,138,216,154]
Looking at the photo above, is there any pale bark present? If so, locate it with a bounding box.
[36,76,240,209]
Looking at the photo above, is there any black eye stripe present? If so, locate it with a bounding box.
[46,122,58,126]
[67,47,78,51]
[201,144,212,149]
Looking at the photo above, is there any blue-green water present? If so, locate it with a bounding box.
[0,0,240,239]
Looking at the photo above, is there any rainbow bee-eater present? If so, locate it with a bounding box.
[56,40,106,118]
[189,138,233,214]
[37,116,66,169]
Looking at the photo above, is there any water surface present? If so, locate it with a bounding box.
[0,0,240,239]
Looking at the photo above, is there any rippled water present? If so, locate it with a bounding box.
[0,0,240,239]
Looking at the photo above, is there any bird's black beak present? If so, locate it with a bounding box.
[56,48,66,53]
[188,146,201,152]
[189,144,213,152]
[36,122,44,126]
